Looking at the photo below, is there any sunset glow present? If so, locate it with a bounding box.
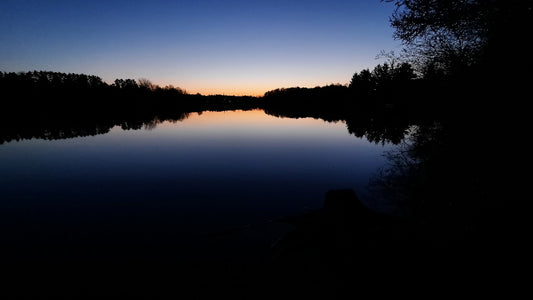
[0,0,401,96]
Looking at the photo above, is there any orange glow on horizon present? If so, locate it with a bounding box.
[150,79,271,97]
[152,79,350,97]
[187,87,267,97]
[157,109,333,129]
[145,85,265,97]
[185,109,268,124]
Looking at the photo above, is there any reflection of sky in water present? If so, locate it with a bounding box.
[0,110,394,237]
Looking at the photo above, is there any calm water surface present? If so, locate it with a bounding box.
[1,109,395,258]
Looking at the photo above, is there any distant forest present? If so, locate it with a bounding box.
[0,69,422,145]
[0,51,451,146]
[0,71,260,144]
[1,0,531,145]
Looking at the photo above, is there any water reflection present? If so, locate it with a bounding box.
[367,120,502,250]
[2,108,450,298]
[0,111,192,144]
[0,110,398,260]
[1,106,412,146]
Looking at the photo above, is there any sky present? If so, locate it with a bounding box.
[0,0,401,96]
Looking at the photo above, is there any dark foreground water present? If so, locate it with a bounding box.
[0,109,396,261]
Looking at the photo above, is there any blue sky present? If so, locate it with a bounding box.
[0,0,401,95]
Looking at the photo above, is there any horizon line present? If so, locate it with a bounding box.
[1,69,350,98]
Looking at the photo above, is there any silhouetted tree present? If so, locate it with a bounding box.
[372,63,392,87]
[112,78,138,89]
[138,78,156,90]
[349,69,375,96]
[392,62,416,81]
[384,0,487,75]
[348,60,416,109]
[384,0,533,77]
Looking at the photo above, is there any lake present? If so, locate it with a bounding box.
[0,109,396,260]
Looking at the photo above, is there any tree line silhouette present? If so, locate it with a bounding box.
[1,66,432,145]
[0,71,259,144]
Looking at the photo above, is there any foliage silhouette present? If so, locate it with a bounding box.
[0,71,260,144]
[384,0,533,82]
[1,70,432,145]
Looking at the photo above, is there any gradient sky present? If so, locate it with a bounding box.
[0,0,401,96]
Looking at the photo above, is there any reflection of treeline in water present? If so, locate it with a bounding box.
[261,85,419,145]
[259,61,446,144]
[0,71,259,144]
[0,68,431,145]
